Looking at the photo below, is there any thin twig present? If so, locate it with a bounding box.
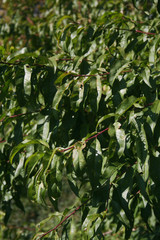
[115,28,156,35]
[37,156,140,239]
[59,127,109,152]
[85,127,109,142]
[37,204,83,240]
[0,110,40,123]
[135,29,156,35]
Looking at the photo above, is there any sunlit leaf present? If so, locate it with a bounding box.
[151,100,160,114]
[10,140,49,164]
[114,122,126,157]
[72,142,86,173]
[96,76,102,111]
[141,67,151,88]
[24,65,32,95]
[109,60,131,86]
[52,79,74,110]
[116,96,137,117]
[56,15,73,28]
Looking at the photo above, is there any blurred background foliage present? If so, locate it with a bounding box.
[0,0,157,54]
[0,0,160,239]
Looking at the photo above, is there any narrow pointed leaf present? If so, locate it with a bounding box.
[52,80,74,110]
[96,76,102,111]
[114,122,126,157]
[116,96,137,117]
[109,60,130,86]
[141,67,151,88]
[10,140,49,163]
[24,65,32,95]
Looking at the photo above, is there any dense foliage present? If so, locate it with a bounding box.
[1,0,160,239]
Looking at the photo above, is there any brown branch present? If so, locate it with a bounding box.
[135,29,156,35]
[57,58,73,61]
[26,16,35,25]
[115,28,156,35]
[85,127,109,142]
[0,59,134,79]
[103,230,113,236]
[59,127,109,152]
[72,72,110,77]
[37,128,109,238]
[37,204,83,240]
[37,157,140,239]
[0,110,40,123]
[57,58,94,63]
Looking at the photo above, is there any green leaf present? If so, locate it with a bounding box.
[48,56,57,73]
[0,46,5,56]
[28,177,36,200]
[141,67,151,88]
[136,174,150,202]
[96,113,115,128]
[139,124,148,152]
[114,122,126,157]
[35,181,46,204]
[149,36,160,63]
[70,79,84,111]
[52,79,74,110]
[132,0,138,9]
[24,65,32,95]
[116,96,137,117]
[36,212,62,229]
[72,142,86,173]
[14,157,25,178]
[6,47,28,61]
[25,152,45,176]
[45,148,58,174]
[55,72,71,85]
[143,156,149,181]
[10,140,49,164]
[42,117,50,141]
[109,60,130,86]
[96,76,102,111]
[150,100,160,114]
[56,15,73,28]
[87,139,102,188]
[76,82,84,108]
